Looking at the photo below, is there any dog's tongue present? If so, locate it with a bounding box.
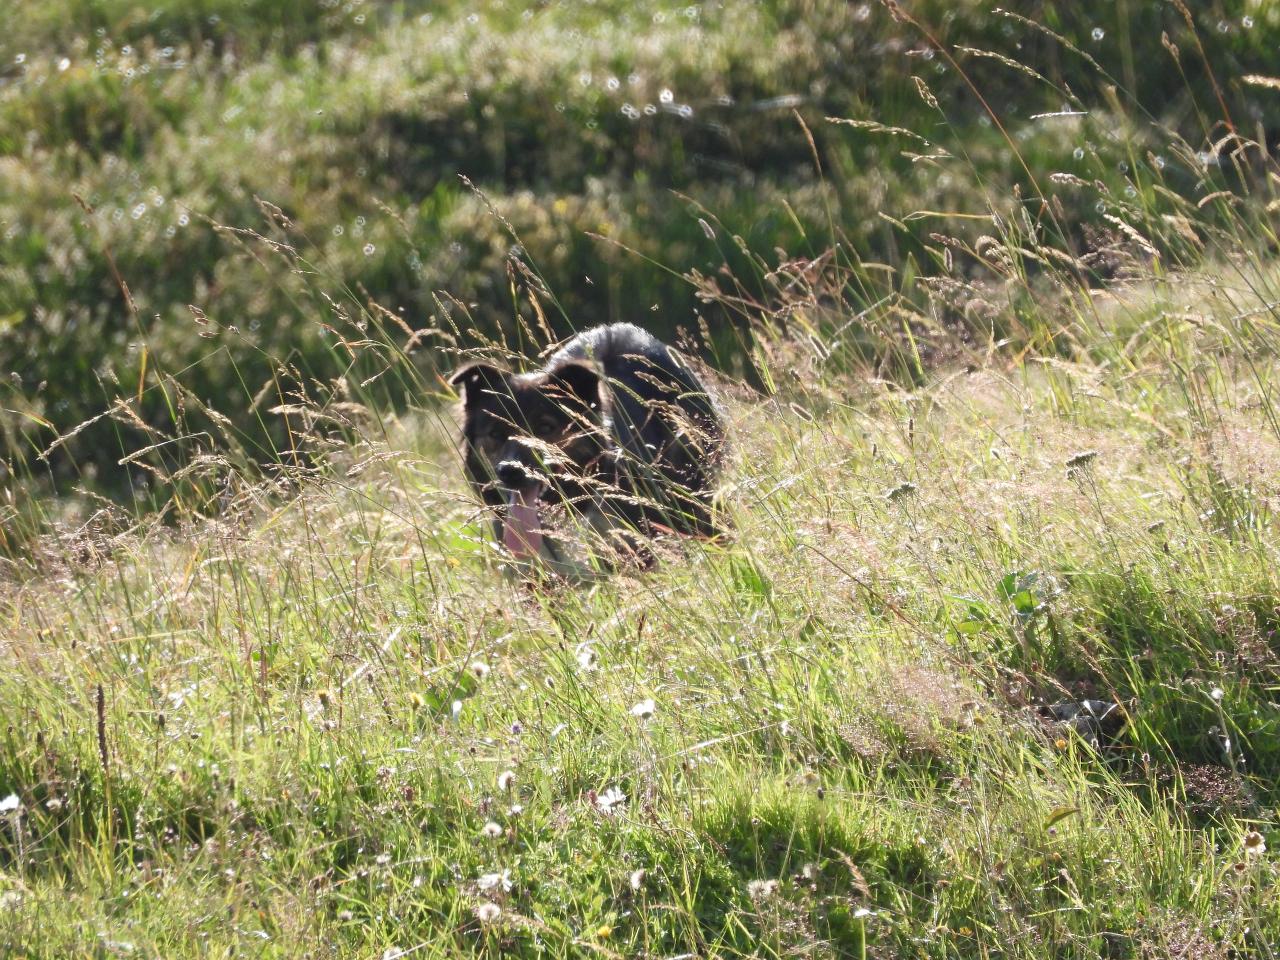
[503,486,544,559]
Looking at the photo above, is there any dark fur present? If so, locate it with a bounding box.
[450,323,725,568]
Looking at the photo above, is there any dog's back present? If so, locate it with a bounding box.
[549,324,724,533]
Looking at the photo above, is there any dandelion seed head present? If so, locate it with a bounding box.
[481,821,503,839]
[475,902,502,924]
[477,869,512,892]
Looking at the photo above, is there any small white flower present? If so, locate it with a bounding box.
[480,821,503,839]
[374,853,391,866]
[630,698,656,719]
[470,661,491,680]
[1211,686,1225,702]
[477,869,512,892]
[595,786,627,815]
[0,794,20,814]
[629,868,647,891]
[747,878,779,900]
[508,804,524,816]
[575,644,598,672]
[497,770,516,792]
[475,902,502,924]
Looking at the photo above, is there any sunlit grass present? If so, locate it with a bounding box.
[4,307,1280,955]
[5,1,1280,957]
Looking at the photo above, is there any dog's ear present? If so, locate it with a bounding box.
[548,360,607,416]
[448,362,509,406]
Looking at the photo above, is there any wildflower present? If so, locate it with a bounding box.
[629,868,647,891]
[595,786,627,815]
[1065,450,1099,470]
[45,797,63,812]
[477,869,513,892]
[576,644,599,672]
[884,481,917,502]
[470,661,491,680]
[595,924,613,938]
[497,770,516,792]
[375,853,391,866]
[475,902,502,924]
[1244,830,1267,857]
[747,878,779,900]
[450,699,463,721]
[508,804,524,816]
[0,794,20,814]
[480,821,503,839]
[630,698,656,720]
[1210,686,1225,702]
[337,909,355,922]
[407,692,426,710]
[1054,738,1068,750]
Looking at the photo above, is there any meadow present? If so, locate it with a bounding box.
[3,1,1280,957]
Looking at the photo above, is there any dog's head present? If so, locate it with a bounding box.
[450,359,610,559]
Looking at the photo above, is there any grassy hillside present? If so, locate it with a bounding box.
[5,1,1280,957]
[5,277,1280,956]
[3,0,1279,493]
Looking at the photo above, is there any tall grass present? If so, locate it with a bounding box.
[4,1,1280,957]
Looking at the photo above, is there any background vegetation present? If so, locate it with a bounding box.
[4,0,1280,495]
[4,0,1280,957]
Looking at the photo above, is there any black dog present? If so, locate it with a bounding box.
[449,324,725,572]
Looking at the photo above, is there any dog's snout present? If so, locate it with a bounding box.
[496,460,531,488]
